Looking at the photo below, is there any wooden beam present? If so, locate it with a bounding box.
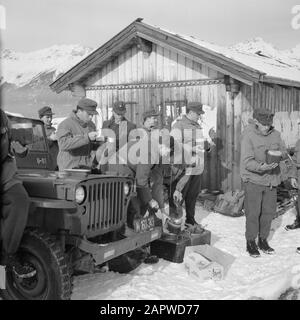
[85,78,224,91]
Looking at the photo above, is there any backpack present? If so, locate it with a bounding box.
[214,190,245,217]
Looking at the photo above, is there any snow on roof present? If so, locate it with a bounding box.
[157,26,300,84]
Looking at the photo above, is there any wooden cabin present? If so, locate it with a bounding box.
[50,19,300,192]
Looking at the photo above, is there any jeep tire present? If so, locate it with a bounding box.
[0,230,71,300]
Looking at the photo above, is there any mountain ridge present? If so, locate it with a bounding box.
[1,39,299,117]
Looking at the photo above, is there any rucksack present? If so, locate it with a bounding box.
[214,190,245,217]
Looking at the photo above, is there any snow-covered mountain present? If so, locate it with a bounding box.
[1,39,300,117]
[0,44,94,117]
[230,37,300,69]
[1,44,93,87]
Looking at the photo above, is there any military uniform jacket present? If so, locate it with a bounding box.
[171,115,205,176]
[240,119,286,187]
[102,116,136,150]
[0,110,22,192]
[108,138,164,209]
[56,111,100,170]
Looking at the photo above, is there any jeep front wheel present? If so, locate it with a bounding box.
[0,230,71,300]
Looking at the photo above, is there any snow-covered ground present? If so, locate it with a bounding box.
[72,205,300,300]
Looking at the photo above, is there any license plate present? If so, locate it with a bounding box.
[133,216,155,233]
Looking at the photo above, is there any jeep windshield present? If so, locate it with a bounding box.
[8,115,51,169]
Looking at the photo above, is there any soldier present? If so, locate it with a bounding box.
[38,106,59,170]
[170,102,207,226]
[108,132,171,224]
[56,98,101,171]
[240,108,286,257]
[102,101,136,151]
[0,109,36,278]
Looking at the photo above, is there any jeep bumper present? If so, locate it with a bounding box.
[69,226,162,266]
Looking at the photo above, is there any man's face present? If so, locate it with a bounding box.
[77,109,93,123]
[255,119,271,134]
[41,115,52,126]
[189,110,203,123]
[144,116,157,130]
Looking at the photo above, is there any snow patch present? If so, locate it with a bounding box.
[71,206,300,300]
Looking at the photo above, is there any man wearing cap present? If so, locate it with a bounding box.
[170,102,208,226]
[56,98,101,171]
[38,106,58,170]
[102,101,136,151]
[240,108,286,257]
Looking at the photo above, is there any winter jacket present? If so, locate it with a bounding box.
[171,115,206,176]
[240,119,286,187]
[0,110,22,192]
[107,138,164,208]
[102,116,136,150]
[56,111,100,170]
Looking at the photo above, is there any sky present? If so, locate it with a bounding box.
[0,0,299,52]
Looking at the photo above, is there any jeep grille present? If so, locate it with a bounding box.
[84,179,128,236]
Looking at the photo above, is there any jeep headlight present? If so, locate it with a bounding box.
[75,186,86,204]
[124,183,130,196]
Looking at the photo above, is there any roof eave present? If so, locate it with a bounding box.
[50,21,139,93]
[260,75,300,88]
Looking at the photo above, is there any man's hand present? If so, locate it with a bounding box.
[49,132,57,141]
[291,178,299,189]
[173,190,183,203]
[11,141,28,155]
[88,131,98,141]
[149,199,159,210]
[260,162,278,171]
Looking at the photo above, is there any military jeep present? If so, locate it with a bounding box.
[1,115,162,300]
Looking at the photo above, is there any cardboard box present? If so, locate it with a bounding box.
[184,245,235,281]
[0,265,6,289]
